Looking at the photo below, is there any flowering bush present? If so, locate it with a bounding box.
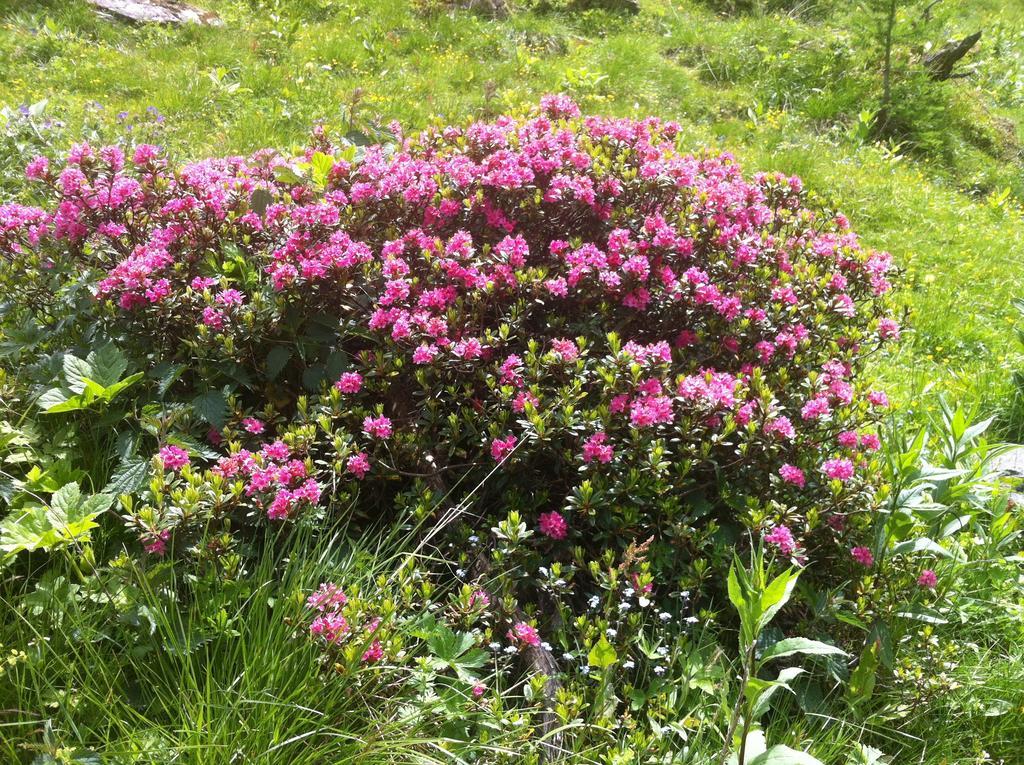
[0,98,900,700]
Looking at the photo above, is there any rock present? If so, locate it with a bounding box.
[88,0,221,25]
[989,446,1024,479]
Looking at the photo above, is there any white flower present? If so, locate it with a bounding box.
[588,595,600,609]
[638,597,650,608]
[685,616,699,624]
[455,568,466,578]
[623,587,635,598]
[606,628,617,638]
[656,646,669,656]
[619,602,631,612]
[654,666,666,676]
[469,535,479,543]
[562,652,574,661]
[504,646,518,655]
[623,659,636,669]
[489,642,501,651]
[659,611,672,622]
[541,641,552,651]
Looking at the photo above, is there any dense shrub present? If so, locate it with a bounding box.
[0,96,899,577]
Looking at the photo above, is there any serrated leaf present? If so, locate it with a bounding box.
[250,188,273,217]
[105,457,149,496]
[63,353,94,394]
[87,343,128,387]
[265,346,292,381]
[154,362,186,396]
[192,390,228,427]
[760,637,848,663]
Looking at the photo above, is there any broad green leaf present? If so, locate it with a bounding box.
[44,393,89,414]
[727,560,746,613]
[50,482,82,518]
[759,637,848,663]
[758,568,799,631]
[0,506,58,553]
[100,372,144,402]
[889,537,953,559]
[265,346,292,381]
[250,188,273,217]
[750,744,825,765]
[105,457,149,496]
[37,387,71,411]
[192,390,228,427]
[588,636,617,669]
[63,353,94,394]
[895,606,948,625]
[750,667,804,719]
[87,343,128,387]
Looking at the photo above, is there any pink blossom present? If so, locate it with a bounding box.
[158,445,189,471]
[877,318,900,340]
[490,434,518,461]
[867,390,890,408]
[143,529,170,556]
[801,397,831,421]
[507,621,541,648]
[917,569,937,589]
[764,416,795,440]
[362,639,384,663]
[334,372,363,394]
[307,583,348,612]
[779,464,806,488]
[346,452,370,479]
[310,612,349,643]
[851,547,874,567]
[860,433,881,451]
[363,415,393,439]
[538,511,568,540]
[582,432,614,464]
[764,525,796,556]
[822,458,855,482]
[242,417,265,434]
[837,430,859,448]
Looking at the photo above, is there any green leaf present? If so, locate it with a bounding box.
[105,457,149,496]
[749,744,825,765]
[758,568,799,632]
[192,390,228,427]
[250,188,273,217]
[37,387,71,411]
[265,346,292,381]
[99,372,144,402]
[63,353,94,394]
[153,362,187,396]
[889,537,954,559]
[759,637,848,663]
[87,343,128,387]
[727,559,746,614]
[847,639,880,705]
[588,636,618,669]
[0,506,58,553]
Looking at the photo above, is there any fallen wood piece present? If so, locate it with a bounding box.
[923,31,981,81]
[88,0,221,26]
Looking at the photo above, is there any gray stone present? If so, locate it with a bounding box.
[88,0,221,25]
[989,446,1024,478]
